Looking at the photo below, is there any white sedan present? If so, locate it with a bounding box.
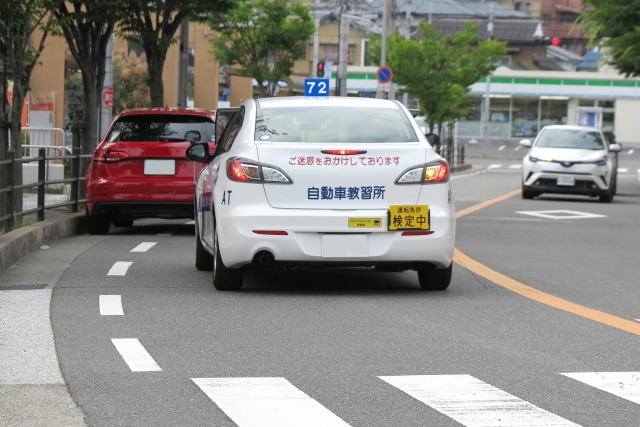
[186,96,455,291]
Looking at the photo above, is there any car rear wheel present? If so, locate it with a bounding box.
[195,231,213,271]
[86,210,110,235]
[212,224,243,291]
[417,263,452,291]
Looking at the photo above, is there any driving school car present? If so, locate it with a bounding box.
[186,96,455,291]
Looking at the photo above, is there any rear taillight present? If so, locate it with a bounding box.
[226,157,291,184]
[93,149,129,163]
[396,159,449,184]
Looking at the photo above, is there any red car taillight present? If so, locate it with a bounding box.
[93,149,129,163]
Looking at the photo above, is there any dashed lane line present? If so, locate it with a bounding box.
[99,295,124,316]
[107,261,133,276]
[111,338,162,372]
[131,242,157,252]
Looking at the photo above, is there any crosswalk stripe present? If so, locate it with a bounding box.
[107,261,133,276]
[131,242,157,252]
[99,295,123,315]
[192,377,350,426]
[111,338,162,372]
[562,372,640,405]
[379,375,580,427]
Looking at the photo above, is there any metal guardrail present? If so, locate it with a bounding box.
[0,146,91,233]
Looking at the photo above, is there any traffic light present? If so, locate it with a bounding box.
[317,60,325,78]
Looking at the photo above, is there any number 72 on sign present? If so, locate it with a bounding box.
[304,78,330,97]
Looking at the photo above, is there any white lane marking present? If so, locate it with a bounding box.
[99,295,124,315]
[107,261,133,276]
[379,375,580,427]
[488,164,503,169]
[618,167,628,173]
[111,338,162,372]
[131,242,157,252]
[509,164,522,169]
[516,210,606,220]
[192,377,351,426]
[0,290,64,384]
[562,372,640,405]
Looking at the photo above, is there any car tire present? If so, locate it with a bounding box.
[522,187,535,199]
[212,224,243,291]
[86,210,110,235]
[113,218,134,227]
[599,191,614,203]
[195,231,213,271]
[417,263,452,291]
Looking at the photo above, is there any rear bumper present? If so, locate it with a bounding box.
[89,201,194,220]
[216,206,455,269]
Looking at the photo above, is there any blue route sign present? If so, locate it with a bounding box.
[377,66,393,84]
[304,78,330,96]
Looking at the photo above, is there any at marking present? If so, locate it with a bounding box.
[107,261,133,276]
[516,210,606,220]
[562,372,640,405]
[99,295,123,315]
[192,377,350,426]
[131,242,157,252]
[111,338,161,372]
[380,375,579,426]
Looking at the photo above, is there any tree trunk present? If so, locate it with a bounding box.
[147,49,167,107]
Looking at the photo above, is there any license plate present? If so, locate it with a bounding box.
[557,175,575,186]
[348,218,382,229]
[144,159,175,175]
[388,205,430,231]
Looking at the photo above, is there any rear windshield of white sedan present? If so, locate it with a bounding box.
[255,107,419,143]
[107,115,215,143]
[536,129,605,150]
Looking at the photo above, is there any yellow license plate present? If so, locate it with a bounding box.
[348,218,382,229]
[388,205,430,231]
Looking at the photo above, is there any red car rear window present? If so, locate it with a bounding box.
[107,114,215,143]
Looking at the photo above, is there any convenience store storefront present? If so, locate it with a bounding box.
[339,67,640,144]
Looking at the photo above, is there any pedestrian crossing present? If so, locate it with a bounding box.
[188,372,640,426]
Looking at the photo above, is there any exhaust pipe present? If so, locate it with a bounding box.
[253,251,275,264]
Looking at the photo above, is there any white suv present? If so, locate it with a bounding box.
[520,125,622,203]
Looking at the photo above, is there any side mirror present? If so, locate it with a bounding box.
[609,143,622,153]
[185,143,211,162]
[185,130,202,144]
[425,133,440,146]
[519,139,532,148]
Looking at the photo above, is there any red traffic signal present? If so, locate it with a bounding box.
[317,60,325,78]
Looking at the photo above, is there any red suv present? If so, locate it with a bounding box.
[85,107,216,234]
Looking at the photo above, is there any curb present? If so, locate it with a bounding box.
[0,212,87,276]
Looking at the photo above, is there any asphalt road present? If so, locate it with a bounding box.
[2,147,640,426]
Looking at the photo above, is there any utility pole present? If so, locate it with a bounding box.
[483,2,494,147]
[337,0,349,96]
[376,0,391,99]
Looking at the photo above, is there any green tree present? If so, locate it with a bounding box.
[0,0,57,217]
[579,0,640,77]
[117,0,233,107]
[208,0,315,98]
[52,1,121,187]
[370,22,507,135]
